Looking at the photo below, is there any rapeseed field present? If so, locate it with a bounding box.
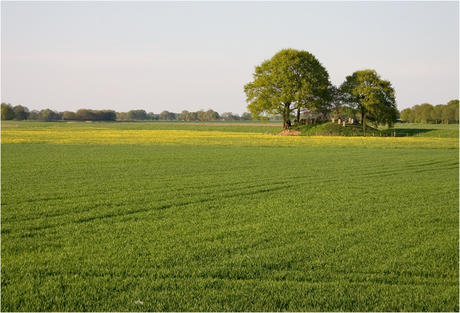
[2,126,458,148]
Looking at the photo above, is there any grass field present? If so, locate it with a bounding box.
[1,121,459,311]
[388,123,460,138]
[291,121,460,138]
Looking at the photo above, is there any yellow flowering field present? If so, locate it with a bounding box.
[2,127,458,148]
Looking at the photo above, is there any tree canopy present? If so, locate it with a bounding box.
[1,103,15,120]
[159,110,177,121]
[339,69,397,134]
[126,110,148,121]
[244,49,332,129]
[13,105,29,121]
[38,109,61,121]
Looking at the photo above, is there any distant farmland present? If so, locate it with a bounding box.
[1,121,458,311]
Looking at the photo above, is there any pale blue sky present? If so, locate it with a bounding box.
[2,1,459,115]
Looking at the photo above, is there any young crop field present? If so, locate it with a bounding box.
[1,122,459,311]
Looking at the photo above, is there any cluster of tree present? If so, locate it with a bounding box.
[178,109,219,121]
[399,100,459,124]
[116,110,155,121]
[220,112,252,121]
[1,103,62,121]
[244,48,399,132]
[2,103,29,120]
[63,109,117,121]
[118,109,228,121]
[177,110,252,121]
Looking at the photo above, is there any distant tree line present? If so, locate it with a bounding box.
[62,109,117,121]
[3,99,458,125]
[399,100,459,124]
[0,103,254,122]
[1,104,61,121]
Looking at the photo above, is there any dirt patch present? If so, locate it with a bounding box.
[276,130,301,136]
[310,133,341,136]
[1,124,19,127]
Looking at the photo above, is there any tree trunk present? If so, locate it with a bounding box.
[282,102,292,129]
[362,113,367,137]
[297,108,301,123]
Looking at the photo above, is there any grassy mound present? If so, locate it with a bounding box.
[292,122,381,136]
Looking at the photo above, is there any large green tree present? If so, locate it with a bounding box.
[442,100,458,124]
[340,69,397,134]
[244,49,332,129]
[1,103,15,120]
[447,100,459,124]
[13,105,29,121]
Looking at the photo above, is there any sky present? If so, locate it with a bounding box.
[1,1,459,115]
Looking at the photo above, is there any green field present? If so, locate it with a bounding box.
[291,121,460,138]
[388,123,460,138]
[1,120,283,134]
[1,122,459,311]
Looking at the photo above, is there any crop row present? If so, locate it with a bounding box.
[1,144,458,311]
